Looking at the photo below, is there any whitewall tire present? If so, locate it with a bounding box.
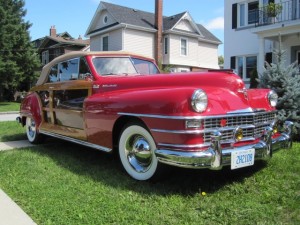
[25,117,41,144]
[119,124,159,181]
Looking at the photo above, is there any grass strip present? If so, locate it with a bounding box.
[0,141,299,225]
[0,102,20,112]
[0,121,26,142]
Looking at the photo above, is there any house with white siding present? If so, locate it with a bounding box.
[224,0,300,86]
[85,1,221,72]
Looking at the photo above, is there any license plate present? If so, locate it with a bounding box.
[231,148,255,170]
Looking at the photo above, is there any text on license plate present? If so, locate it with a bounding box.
[231,148,255,170]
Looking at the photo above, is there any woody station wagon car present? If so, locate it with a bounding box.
[18,51,293,181]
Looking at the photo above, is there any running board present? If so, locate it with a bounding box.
[40,130,112,153]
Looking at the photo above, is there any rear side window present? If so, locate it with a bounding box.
[47,57,91,83]
[58,58,79,81]
[48,65,58,83]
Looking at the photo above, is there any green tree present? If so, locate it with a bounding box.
[0,0,40,101]
[218,55,224,66]
[258,36,300,139]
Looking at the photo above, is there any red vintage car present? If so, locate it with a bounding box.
[18,51,293,181]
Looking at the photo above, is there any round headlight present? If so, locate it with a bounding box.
[191,89,208,112]
[268,90,278,107]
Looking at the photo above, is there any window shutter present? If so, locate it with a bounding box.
[232,4,237,29]
[230,56,236,69]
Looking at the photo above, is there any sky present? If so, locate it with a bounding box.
[24,0,224,55]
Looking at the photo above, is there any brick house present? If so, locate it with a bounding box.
[32,26,90,65]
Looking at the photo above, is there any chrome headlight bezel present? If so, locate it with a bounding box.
[268,90,278,107]
[191,89,208,113]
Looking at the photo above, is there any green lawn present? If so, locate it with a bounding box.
[0,102,20,112]
[0,141,299,225]
[0,121,26,141]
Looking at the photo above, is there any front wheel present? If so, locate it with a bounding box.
[25,117,42,144]
[118,124,159,181]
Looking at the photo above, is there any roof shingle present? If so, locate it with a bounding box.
[100,2,221,43]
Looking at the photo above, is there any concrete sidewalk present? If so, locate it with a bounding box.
[0,140,37,225]
[0,189,37,225]
[0,111,19,122]
[0,140,34,151]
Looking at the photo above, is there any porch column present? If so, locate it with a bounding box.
[258,36,265,75]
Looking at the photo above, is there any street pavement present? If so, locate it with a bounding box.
[0,112,37,225]
[0,112,19,122]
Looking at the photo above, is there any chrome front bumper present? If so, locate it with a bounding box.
[155,121,293,170]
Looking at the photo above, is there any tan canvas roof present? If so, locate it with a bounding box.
[36,51,154,85]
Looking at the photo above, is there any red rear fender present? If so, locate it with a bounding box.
[20,92,43,127]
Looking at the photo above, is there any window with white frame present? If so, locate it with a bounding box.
[42,50,49,65]
[180,38,188,56]
[236,55,257,80]
[235,1,259,28]
[102,35,108,51]
[239,3,246,27]
[164,36,168,54]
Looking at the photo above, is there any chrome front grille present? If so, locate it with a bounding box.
[203,111,276,143]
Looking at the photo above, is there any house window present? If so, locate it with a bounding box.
[102,35,108,51]
[239,3,246,27]
[248,1,259,24]
[236,1,259,27]
[103,15,108,24]
[53,49,61,58]
[42,50,49,65]
[236,55,257,80]
[164,37,168,54]
[180,38,188,56]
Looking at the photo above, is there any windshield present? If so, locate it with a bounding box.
[92,57,160,76]
[92,57,138,76]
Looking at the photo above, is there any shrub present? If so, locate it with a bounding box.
[258,37,300,140]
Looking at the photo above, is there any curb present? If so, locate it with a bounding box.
[0,189,37,225]
[0,140,37,225]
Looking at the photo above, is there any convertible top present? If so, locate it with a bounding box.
[36,51,155,85]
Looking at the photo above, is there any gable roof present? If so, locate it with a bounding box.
[37,35,90,53]
[86,1,221,44]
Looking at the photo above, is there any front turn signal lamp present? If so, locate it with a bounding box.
[234,127,243,142]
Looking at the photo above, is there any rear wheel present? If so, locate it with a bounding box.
[118,124,159,181]
[26,117,42,144]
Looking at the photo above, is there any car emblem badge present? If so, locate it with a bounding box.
[220,118,227,127]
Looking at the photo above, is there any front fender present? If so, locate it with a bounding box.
[85,87,196,116]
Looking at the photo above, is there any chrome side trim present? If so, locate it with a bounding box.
[118,111,276,120]
[40,130,112,152]
[151,129,203,134]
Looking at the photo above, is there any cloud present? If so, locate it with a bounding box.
[204,17,224,30]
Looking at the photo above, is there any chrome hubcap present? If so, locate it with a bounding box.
[27,118,36,138]
[125,135,152,173]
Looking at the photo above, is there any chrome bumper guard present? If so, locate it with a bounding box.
[155,121,294,169]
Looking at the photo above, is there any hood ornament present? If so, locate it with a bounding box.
[237,88,248,100]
